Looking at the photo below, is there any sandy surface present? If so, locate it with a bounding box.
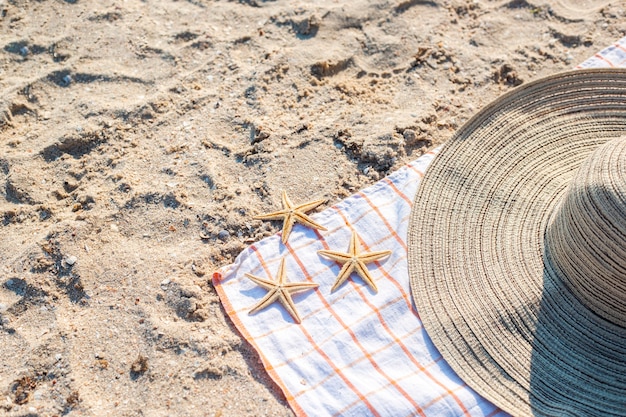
[0,0,624,415]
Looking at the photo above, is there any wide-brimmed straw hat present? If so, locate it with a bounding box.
[408,69,626,416]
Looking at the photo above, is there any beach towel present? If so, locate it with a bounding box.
[213,37,626,417]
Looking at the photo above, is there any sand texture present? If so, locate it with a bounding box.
[0,0,624,415]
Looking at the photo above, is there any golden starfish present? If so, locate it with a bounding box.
[254,190,327,244]
[245,258,319,324]
[318,231,392,293]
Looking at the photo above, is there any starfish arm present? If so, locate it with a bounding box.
[330,263,356,292]
[253,209,288,221]
[355,261,379,293]
[248,288,280,315]
[294,212,327,231]
[281,214,296,243]
[295,198,326,213]
[281,190,294,209]
[278,290,302,324]
[283,282,319,292]
[349,232,359,256]
[275,258,287,285]
[317,250,352,263]
[245,273,279,291]
[359,250,392,263]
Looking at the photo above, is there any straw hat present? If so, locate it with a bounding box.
[407,69,626,416]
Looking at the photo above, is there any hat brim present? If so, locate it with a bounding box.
[408,69,626,416]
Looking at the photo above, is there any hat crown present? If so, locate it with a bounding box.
[546,137,626,327]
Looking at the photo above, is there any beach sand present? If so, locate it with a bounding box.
[0,0,623,415]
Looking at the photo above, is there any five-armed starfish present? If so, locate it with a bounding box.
[245,258,319,324]
[254,191,327,244]
[318,231,392,293]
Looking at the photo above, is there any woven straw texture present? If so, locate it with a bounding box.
[546,138,626,327]
[408,69,626,417]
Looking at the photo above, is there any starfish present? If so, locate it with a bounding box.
[318,231,392,293]
[254,190,327,244]
[245,258,319,324]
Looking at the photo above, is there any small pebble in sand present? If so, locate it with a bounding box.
[65,255,77,266]
[217,230,230,241]
[403,129,417,143]
[130,354,149,375]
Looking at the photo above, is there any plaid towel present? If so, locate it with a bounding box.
[214,37,626,417]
